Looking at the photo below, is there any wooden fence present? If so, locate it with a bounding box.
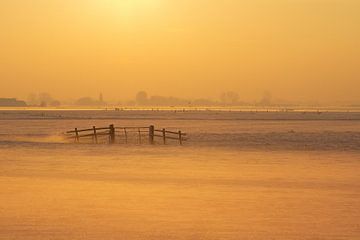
[65,125,187,145]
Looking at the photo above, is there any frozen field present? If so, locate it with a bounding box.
[0,109,359,239]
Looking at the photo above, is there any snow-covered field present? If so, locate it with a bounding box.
[0,109,359,239]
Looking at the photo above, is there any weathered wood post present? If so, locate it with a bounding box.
[124,128,128,144]
[109,124,115,144]
[149,125,154,144]
[178,130,182,145]
[162,128,166,144]
[75,128,79,143]
[93,126,98,144]
[138,128,141,144]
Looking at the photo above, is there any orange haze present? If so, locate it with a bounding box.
[1,0,359,103]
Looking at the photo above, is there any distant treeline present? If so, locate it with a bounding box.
[0,98,27,107]
[132,91,247,107]
[23,91,256,107]
[131,91,277,107]
[1,91,300,107]
[7,91,358,108]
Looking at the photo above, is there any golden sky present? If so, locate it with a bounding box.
[1,0,359,103]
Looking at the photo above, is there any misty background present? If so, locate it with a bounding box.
[0,0,360,105]
[0,90,354,108]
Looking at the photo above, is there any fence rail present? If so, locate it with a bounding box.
[64,125,187,145]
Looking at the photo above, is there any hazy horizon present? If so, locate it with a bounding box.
[1,0,360,104]
[2,91,360,107]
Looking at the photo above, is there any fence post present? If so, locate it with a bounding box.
[93,126,98,144]
[124,128,128,144]
[149,125,154,144]
[162,128,166,144]
[138,128,141,144]
[75,128,79,143]
[178,130,182,145]
[109,124,115,144]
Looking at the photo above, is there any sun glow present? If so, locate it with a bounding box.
[96,0,163,17]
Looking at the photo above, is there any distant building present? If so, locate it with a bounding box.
[0,98,27,107]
